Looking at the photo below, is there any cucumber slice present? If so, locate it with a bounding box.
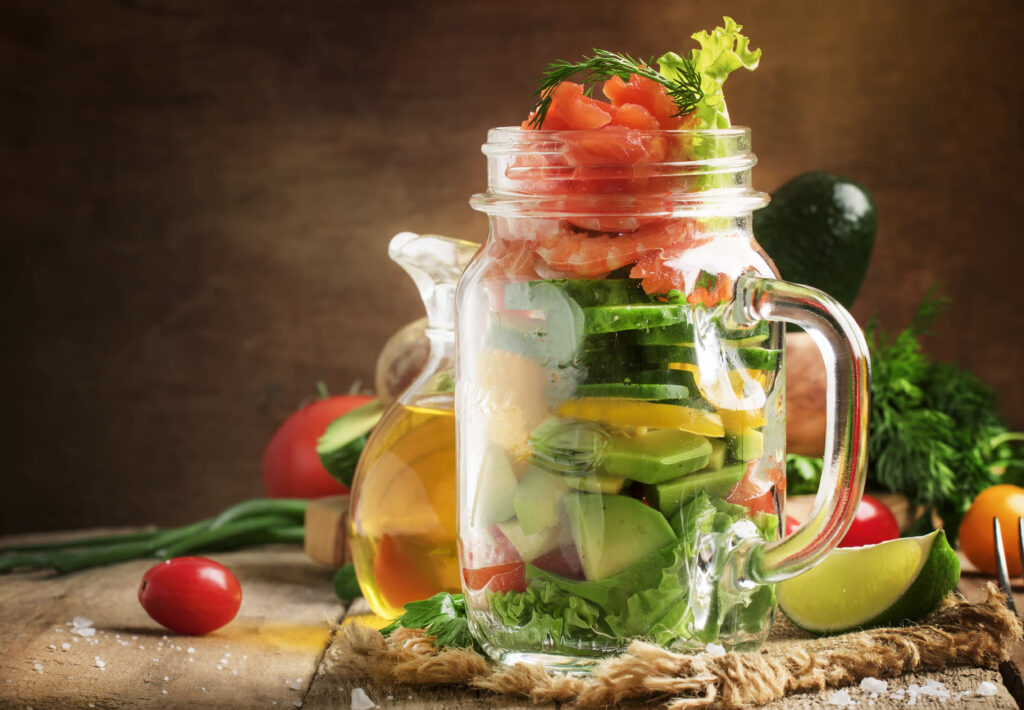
[583,303,690,335]
[506,279,649,308]
[575,382,689,401]
[635,320,770,345]
[637,345,780,371]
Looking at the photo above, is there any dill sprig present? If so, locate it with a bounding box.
[528,49,703,128]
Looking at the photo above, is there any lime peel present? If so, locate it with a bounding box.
[777,529,960,635]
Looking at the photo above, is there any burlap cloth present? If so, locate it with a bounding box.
[313,583,1021,709]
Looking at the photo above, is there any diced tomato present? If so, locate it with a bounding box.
[726,460,785,516]
[532,545,585,580]
[373,534,439,610]
[463,561,527,593]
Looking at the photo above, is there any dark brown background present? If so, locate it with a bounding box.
[2,1,1022,534]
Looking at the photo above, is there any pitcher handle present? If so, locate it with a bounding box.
[731,275,871,584]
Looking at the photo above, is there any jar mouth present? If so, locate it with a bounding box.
[472,126,768,218]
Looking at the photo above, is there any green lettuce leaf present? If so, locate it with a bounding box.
[658,16,760,130]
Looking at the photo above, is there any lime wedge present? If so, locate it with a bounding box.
[777,529,960,634]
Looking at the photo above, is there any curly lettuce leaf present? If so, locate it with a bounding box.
[658,16,760,130]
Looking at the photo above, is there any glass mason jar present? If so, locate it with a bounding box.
[456,127,870,668]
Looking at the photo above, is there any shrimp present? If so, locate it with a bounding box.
[534,217,703,279]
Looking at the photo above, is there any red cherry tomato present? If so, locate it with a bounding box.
[261,394,374,498]
[838,494,900,548]
[138,557,242,635]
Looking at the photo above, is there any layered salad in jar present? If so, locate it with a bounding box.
[458,18,786,660]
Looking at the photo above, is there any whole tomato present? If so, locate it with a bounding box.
[139,557,242,635]
[262,393,374,498]
[838,494,901,548]
[959,484,1024,576]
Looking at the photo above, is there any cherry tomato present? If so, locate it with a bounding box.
[261,394,374,498]
[784,515,801,536]
[138,557,242,635]
[726,461,784,515]
[838,494,901,548]
[959,484,1024,576]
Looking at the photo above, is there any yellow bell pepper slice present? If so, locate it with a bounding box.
[719,407,767,434]
[556,397,725,438]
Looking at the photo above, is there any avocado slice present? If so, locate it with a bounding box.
[753,172,877,309]
[513,464,570,535]
[602,429,712,484]
[649,464,747,517]
[562,472,627,494]
[470,445,518,528]
[563,493,675,581]
[726,429,764,462]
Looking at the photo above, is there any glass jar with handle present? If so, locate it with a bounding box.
[456,127,870,669]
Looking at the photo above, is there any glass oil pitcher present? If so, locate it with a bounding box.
[456,127,870,667]
[348,232,478,619]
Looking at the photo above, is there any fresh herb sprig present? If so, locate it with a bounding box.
[381,592,481,653]
[528,49,703,129]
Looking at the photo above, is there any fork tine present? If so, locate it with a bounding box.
[1017,517,1024,583]
[994,517,1018,613]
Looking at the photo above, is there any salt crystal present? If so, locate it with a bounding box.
[217,665,223,670]
[33,663,43,673]
[161,690,168,695]
[860,677,888,694]
[827,689,853,706]
[187,647,194,654]
[189,658,194,663]
[72,616,93,628]
[232,670,238,676]
[61,643,70,650]
[704,642,726,657]
[351,687,378,710]
[164,676,169,681]
[47,644,55,650]
[287,680,303,690]
[94,657,105,669]
[74,627,96,638]
[225,652,231,657]
[293,702,302,708]
[977,681,999,696]
[153,658,159,663]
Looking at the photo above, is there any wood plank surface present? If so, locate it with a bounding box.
[1,533,1021,709]
[0,542,344,709]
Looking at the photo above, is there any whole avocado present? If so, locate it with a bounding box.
[753,172,877,309]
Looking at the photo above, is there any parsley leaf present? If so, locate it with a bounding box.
[380,592,482,653]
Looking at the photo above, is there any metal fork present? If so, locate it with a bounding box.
[992,516,1024,614]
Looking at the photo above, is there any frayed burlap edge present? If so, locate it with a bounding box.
[323,583,1021,709]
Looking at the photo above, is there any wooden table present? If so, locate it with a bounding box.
[0,534,1020,709]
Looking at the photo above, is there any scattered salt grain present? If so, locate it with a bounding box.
[161,690,168,695]
[287,680,303,690]
[225,652,231,657]
[232,670,238,676]
[860,677,888,694]
[164,676,169,681]
[73,627,96,638]
[351,687,377,710]
[293,702,302,708]
[94,657,105,669]
[33,663,43,673]
[704,642,726,657]
[977,681,999,696]
[61,643,70,651]
[827,689,853,706]
[216,665,223,670]
[187,647,194,654]
[73,617,92,628]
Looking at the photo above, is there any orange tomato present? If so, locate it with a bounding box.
[958,484,1024,576]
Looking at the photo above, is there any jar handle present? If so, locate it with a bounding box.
[731,275,870,584]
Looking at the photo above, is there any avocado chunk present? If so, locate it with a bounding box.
[602,429,712,484]
[726,429,764,461]
[513,464,570,535]
[562,472,627,494]
[497,517,571,562]
[705,438,727,472]
[563,493,675,581]
[753,172,877,309]
[649,464,747,517]
[470,445,518,528]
